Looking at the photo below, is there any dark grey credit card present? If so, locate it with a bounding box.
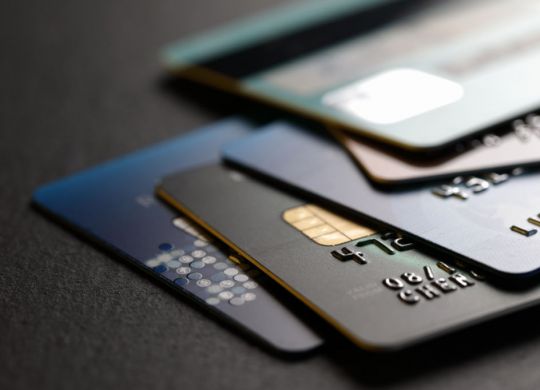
[222,122,540,277]
[158,163,540,351]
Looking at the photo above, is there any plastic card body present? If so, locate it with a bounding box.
[334,112,540,186]
[223,122,540,276]
[33,118,322,353]
[159,162,540,350]
[164,0,540,151]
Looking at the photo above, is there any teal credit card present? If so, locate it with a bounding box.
[163,0,540,151]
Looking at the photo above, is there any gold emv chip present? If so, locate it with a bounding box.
[283,204,375,246]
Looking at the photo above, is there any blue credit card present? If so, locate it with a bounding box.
[32,118,323,353]
[223,122,540,277]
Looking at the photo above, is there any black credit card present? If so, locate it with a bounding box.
[158,162,540,350]
[33,118,323,353]
[222,122,540,277]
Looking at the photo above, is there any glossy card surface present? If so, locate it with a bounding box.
[164,0,540,151]
[159,163,540,350]
[33,118,322,353]
[335,113,540,186]
[223,122,540,276]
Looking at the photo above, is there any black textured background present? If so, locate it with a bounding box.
[3,1,540,389]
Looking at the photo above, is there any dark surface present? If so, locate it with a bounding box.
[3,1,540,389]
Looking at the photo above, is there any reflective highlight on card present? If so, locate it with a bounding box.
[322,68,464,125]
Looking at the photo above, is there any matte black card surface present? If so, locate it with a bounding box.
[223,122,540,276]
[159,163,540,350]
[33,118,322,353]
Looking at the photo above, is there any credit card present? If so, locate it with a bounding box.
[163,0,540,151]
[334,112,540,186]
[223,122,540,277]
[32,118,323,353]
[158,162,540,351]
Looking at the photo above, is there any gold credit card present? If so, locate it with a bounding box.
[334,113,540,186]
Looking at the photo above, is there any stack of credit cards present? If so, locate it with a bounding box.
[34,0,540,353]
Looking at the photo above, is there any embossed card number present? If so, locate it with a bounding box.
[383,267,476,305]
[431,171,517,200]
[329,227,481,306]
